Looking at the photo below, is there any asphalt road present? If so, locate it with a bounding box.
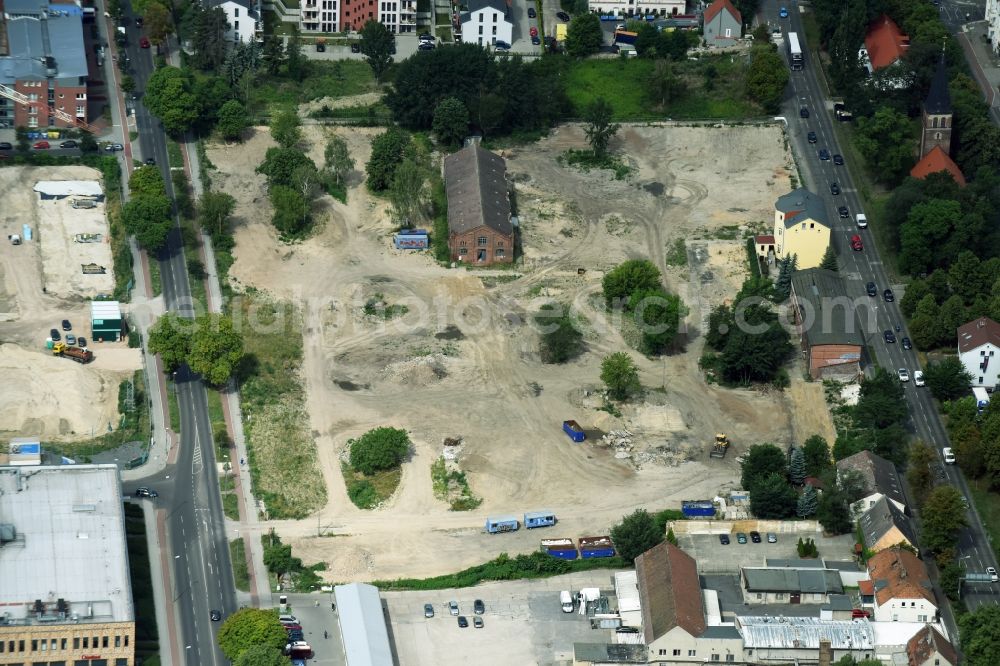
[115,3,238,664]
[769,1,1000,609]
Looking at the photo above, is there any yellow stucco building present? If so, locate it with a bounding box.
[773,188,831,269]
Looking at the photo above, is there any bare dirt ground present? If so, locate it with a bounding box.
[212,122,805,581]
[0,166,138,441]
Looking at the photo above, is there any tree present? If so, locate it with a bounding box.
[216,100,250,142]
[583,97,619,159]
[360,20,395,83]
[961,604,1000,665]
[788,447,806,485]
[801,435,831,478]
[349,427,410,474]
[718,304,792,384]
[535,303,584,363]
[602,259,661,308]
[796,484,818,517]
[819,245,839,271]
[270,110,302,149]
[257,147,315,189]
[745,44,789,113]
[223,41,263,89]
[610,509,663,564]
[198,191,236,239]
[143,66,199,135]
[432,97,469,147]
[665,527,677,545]
[601,352,641,401]
[389,158,427,227]
[217,608,288,662]
[149,313,194,371]
[854,106,916,186]
[269,185,310,235]
[906,441,936,507]
[144,1,173,45]
[189,313,245,385]
[121,75,136,94]
[648,59,686,108]
[565,13,603,58]
[773,254,796,301]
[190,6,229,71]
[922,485,968,555]
[366,128,410,192]
[749,472,797,519]
[284,25,308,81]
[925,356,974,401]
[122,196,173,250]
[128,165,166,198]
[323,135,355,186]
[234,645,291,666]
[630,288,684,354]
[740,443,787,492]
[816,483,853,535]
[262,35,285,76]
[291,163,323,204]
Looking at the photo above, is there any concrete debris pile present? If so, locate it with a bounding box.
[442,437,463,460]
[601,430,635,458]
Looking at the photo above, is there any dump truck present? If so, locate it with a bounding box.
[53,341,93,364]
[710,433,729,458]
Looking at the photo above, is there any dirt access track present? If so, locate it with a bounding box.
[211,121,822,581]
[0,166,140,441]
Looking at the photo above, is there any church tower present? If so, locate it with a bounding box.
[920,55,952,158]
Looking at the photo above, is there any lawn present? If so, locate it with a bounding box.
[249,61,377,115]
[967,479,1000,562]
[342,462,402,509]
[564,55,759,120]
[230,537,250,592]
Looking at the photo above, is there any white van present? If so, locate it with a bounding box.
[560,590,574,613]
[856,213,868,228]
[943,447,956,464]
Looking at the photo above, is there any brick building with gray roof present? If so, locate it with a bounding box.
[443,144,514,266]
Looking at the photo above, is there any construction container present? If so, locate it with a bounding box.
[541,538,578,560]
[524,511,556,529]
[562,420,585,442]
[681,500,716,518]
[485,515,520,534]
[578,536,616,559]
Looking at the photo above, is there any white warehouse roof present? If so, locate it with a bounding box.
[738,616,874,651]
[0,465,133,623]
[33,181,103,197]
[91,301,122,319]
[334,583,392,666]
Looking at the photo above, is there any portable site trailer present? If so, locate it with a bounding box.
[524,510,557,529]
[485,515,520,534]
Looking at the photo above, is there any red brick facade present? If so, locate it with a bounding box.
[11,80,87,129]
[340,0,377,31]
[449,225,513,265]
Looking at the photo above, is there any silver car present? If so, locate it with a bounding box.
[448,600,459,616]
[423,603,434,618]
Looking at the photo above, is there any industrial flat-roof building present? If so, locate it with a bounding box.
[0,464,135,666]
[91,301,124,342]
[333,583,393,666]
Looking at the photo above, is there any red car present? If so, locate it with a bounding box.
[33,140,50,149]
[530,26,538,37]
[851,608,871,619]
[850,234,863,251]
[139,36,150,48]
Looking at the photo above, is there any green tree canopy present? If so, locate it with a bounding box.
[749,472,797,519]
[128,165,166,198]
[149,313,194,372]
[796,484,818,517]
[216,100,250,142]
[535,303,584,364]
[432,97,470,147]
[960,600,1000,664]
[925,356,974,401]
[144,66,200,135]
[144,1,173,45]
[600,352,641,401]
[189,313,245,385]
[234,645,291,666]
[217,608,288,662]
[906,441,936,507]
[366,128,411,192]
[198,191,236,239]
[602,259,661,307]
[323,135,355,186]
[269,184,310,235]
[629,288,685,354]
[256,147,316,189]
[740,443,786,492]
[583,97,620,159]
[746,44,789,113]
[122,196,173,251]
[389,158,427,227]
[349,427,411,474]
[801,435,832,478]
[270,110,302,149]
[190,6,229,71]
[565,13,603,58]
[360,20,395,82]
[788,447,806,485]
[853,107,916,186]
[610,509,663,564]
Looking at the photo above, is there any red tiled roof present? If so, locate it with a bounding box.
[958,316,1000,353]
[864,16,909,70]
[755,235,775,244]
[636,542,705,644]
[907,625,958,666]
[867,548,935,607]
[704,0,741,27]
[858,579,874,596]
[910,146,966,186]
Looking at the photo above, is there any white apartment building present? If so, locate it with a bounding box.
[958,317,1000,389]
[208,0,263,42]
[588,0,685,18]
[459,0,512,47]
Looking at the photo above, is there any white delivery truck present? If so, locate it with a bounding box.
[560,590,574,613]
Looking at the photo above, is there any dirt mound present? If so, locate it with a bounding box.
[378,355,449,386]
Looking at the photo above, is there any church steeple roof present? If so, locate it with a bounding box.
[925,55,951,115]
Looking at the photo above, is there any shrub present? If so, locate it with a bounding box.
[349,427,410,475]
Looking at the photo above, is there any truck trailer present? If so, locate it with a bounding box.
[562,420,585,442]
[541,538,579,560]
[681,500,716,518]
[52,342,93,364]
[485,515,520,533]
[578,536,616,559]
[524,510,557,528]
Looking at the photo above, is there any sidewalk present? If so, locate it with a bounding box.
[957,22,1000,121]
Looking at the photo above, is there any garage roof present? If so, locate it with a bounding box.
[790,268,865,347]
[741,567,843,595]
[91,301,122,320]
[333,583,392,666]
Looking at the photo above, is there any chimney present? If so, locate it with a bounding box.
[818,638,833,666]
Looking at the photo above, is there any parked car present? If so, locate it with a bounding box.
[719,533,730,545]
[851,608,871,619]
[134,487,158,498]
[736,532,748,544]
[897,368,909,382]
[767,533,777,543]
[424,603,435,618]
[807,131,817,143]
[799,106,809,118]
[494,40,511,50]
[136,16,144,27]
[883,288,894,302]
[278,615,298,626]
[850,234,863,251]
[0,142,12,150]
[833,154,844,165]
[62,319,72,331]
[50,328,61,341]
[473,616,484,628]
[419,32,434,42]
[914,370,925,386]
[139,36,150,48]
[901,337,912,350]
[528,6,536,17]
[942,447,956,464]
[531,35,540,45]
[287,630,304,642]
[883,330,896,343]
[60,140,78,148]
[556,10,571,20]
[866,282,877,296]
[530,26,538,37]
[105,143,124,152]
[66,334,76,345]
[418,42,434,50]
[473,599,485,615]
[750,531,762,543]
[210,610,222,621]
[448,601,459,616]
[315,42,325,52]
[77,337,87,348]
[457,616,469,628]
[33,140,50,149]
[830,182,840,195]
[145,157,156,165]
[838,206,849,219]
[818,148,830,160]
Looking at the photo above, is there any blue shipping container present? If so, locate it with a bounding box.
[681,500,716,518]
[578,536,616,558]
[563,420,585,442]
[546,546,579,560]
[485,515,520,533]
[524,511,557,528]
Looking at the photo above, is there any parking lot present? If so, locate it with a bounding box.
[384,572,626,666]
[676,530,860,574]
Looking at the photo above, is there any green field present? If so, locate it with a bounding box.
[564,56,759,120]
[251,61,377,114]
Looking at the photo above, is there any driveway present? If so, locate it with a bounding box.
[677,531,860,574]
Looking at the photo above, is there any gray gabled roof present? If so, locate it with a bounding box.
[0,0,88,85]
[465,0,508,15]
[333,583,392,666]
[444,144,513,236]
[742,568,843,595]
[860,496,917,549]
[837,450,907,510]
[775,187,829,229]
[790,268,866,347]
[925,55,951,115]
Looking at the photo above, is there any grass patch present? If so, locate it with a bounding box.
[968,480,1000,560]
[42,371,151,462]
[167,379,181,434]
[124,503,159,661]
[363,292,409,319]
[374,551,628,590]
[309,102,392,124]
[230,537,250,592]
[239,297,326,519]
[206,389,230,462]
[479,274,521,288]
[564,56,759,121]
[166,138,184,170]
[180,219,208,311]
[665,238,687,267]
[148,259,162,296]
[222,491,240,520]
[560,149,633,180]
[342,462,402,509]
[430,457,482,511]
[97,157,134,302]
[249,61,377,115]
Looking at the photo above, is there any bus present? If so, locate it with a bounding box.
[787,32,803,70]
